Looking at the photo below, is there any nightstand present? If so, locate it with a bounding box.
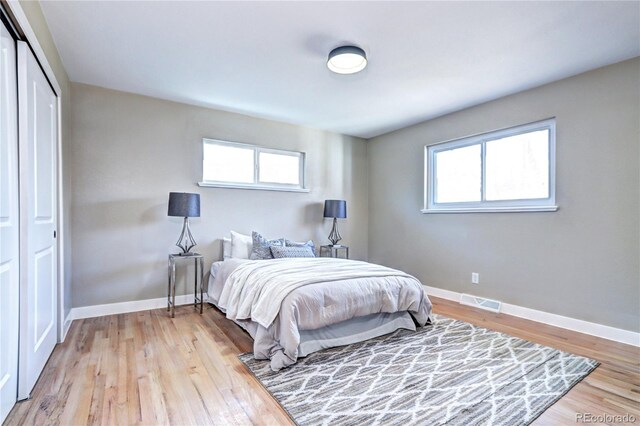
[168,253,204,318]
[319,245,349,259]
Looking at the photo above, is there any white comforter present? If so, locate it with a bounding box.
[219,258,424,328]
[210,258,432,370]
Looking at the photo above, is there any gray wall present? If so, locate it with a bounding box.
[69,83,368,307]
[368,58,640,332]
[19,0,73,321]
[68,57,639,333]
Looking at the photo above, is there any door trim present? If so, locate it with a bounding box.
[4,0,66,342]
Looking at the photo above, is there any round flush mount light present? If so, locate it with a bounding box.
[327,45,367,74]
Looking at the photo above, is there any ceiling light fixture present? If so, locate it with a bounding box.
[327,45,367,75]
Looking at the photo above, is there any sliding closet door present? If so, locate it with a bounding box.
[0,19,19,423]
[17,41,58,400]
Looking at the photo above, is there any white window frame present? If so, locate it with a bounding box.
[198,138,308,192]
[423,118,557,213]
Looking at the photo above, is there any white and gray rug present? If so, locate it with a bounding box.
[239,314,598,426]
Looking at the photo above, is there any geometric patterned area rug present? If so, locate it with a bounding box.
[239,314,598,426]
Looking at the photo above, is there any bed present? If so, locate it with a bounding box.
[207,234,433,371]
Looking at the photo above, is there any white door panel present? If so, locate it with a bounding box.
[17,41,58,400]
[34,247,55,349]
[0,19,19,423]
[34,82,55,221]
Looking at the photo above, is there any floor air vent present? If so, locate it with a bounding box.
[459,293,502,313]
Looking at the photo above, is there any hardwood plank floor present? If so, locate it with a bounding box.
[5,296,639,425]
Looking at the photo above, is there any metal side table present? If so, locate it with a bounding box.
[168,253,204,318]
[319,245,349,259]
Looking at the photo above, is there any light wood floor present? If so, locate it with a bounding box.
[6,296,639,425]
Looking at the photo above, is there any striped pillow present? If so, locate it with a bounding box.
[270,246,315,258]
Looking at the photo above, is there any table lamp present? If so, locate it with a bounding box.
[323,199,347,246]
[168,192,200,255]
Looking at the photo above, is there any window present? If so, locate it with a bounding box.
[199,139,307,192]
[424,118,557,213]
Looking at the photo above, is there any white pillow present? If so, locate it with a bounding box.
[230,231,253,259]
[222,237,231,260]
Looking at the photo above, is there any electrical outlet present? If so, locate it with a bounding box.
[471,273,479,284]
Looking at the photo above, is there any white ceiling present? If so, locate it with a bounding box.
[41,1,639,138]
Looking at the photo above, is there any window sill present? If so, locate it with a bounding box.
[198,182,310,193]
[421,206,559,214]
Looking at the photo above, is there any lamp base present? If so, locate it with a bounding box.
[175,217,197,254]
[328,217,342,246]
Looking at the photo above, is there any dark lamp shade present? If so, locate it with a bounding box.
[323,199,347,219]
[168,192,200,217]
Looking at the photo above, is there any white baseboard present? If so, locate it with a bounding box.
[425,285,640,347]
[70,294,203,321]
[62,312,73,341]
[65,286,639,347]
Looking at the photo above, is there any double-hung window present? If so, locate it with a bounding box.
[199,138,307,192]
[424,118,557,213]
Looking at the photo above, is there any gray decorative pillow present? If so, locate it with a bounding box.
[270,246,315,259]
[250,231,285,260]
[285,239,316,256]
